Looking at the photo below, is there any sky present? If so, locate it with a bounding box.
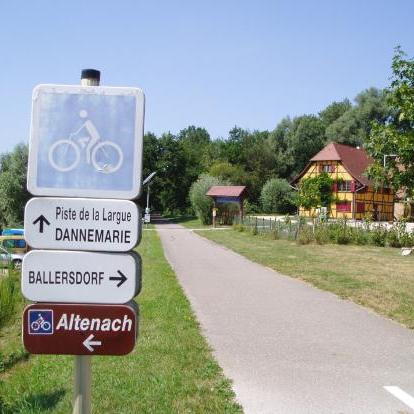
[0,0,413,154]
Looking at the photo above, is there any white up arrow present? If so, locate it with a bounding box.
[83,334,102,352]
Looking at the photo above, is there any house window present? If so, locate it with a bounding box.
[322,164,335,173]
[336,201,351,212]
[337,181,352,191]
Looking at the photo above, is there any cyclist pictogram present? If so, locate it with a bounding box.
[48,110,124,174]
[28,309,54,335]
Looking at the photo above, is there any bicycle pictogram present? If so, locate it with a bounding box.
[48,110,124,174]
[30,313,51,332]
[28,310,53,334]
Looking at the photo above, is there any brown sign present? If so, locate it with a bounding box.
[23,302,138,356]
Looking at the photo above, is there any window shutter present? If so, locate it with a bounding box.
[350,181,356,192]
[319,164,323,172]
[332,182,338,192]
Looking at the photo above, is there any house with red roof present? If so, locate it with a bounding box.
[291,143,394,221]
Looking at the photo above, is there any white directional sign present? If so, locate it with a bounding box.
[24,197,141,252]
[27,84,145,199]
[22,250,141,304]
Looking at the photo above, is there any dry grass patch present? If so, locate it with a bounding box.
[196,229,414,328]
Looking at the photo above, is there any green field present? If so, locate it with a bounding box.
[195,227,414,329]
[0,230,242,413]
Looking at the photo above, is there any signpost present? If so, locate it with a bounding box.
[25,197,141,251]
[23,303,138,355]
[23,69,145,414]
[27,84,144,199]
[22,250,141,303]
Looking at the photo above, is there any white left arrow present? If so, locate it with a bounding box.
[83,334,102,352]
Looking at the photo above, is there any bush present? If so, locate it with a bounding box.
[270,227,279,240]
[352,228,370,245]
[232,223,245,232]
[243,199,260,215]
[0,273,19,330]
[327,219,352,244]
[400,231,414,247]
[297,225,314,245]
[260,178,296,214]
[189,174,229,225]
[314,225,329,245]
[370,226,387,247]
[387,228,402,248]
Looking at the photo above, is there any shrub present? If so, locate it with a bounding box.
[232,223,245,232]
[189,174,229,225]
[0,273,19,330]
[260,178,296,214]
[400,231,414,247]
[269,226,279,240]
[326,219,352,244]
[387,228,402,248]
[336,231,351,245]
[314,225,329,245]
[352,228,369,245]
[370,226,387,247]
[297,225,314,245]
[243,199,260,215]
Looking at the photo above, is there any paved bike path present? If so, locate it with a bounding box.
[157,223,414,414]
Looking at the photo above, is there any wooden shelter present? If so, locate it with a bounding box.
[206,186,247,224]
[291,143,394,221]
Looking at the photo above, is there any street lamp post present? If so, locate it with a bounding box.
[143,172,156,223]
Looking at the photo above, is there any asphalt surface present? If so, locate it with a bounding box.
[156,223,414,414]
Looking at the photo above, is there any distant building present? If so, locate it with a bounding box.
[291,143,394,221]
[206,186,247,225]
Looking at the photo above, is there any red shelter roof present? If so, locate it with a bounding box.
[206,186,246,197]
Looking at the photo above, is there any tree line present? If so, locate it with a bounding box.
[1,47,413,227]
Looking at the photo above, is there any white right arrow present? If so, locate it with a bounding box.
[83,334,102,352]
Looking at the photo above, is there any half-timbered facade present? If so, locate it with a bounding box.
[291,143,394,221]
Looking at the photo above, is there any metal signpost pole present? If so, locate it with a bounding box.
[73,68,100,414]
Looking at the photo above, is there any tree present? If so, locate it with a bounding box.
[155,133,188,214]
[268,117,294,179]
[325,88,391,146]
[365,47,414,194]
[285,115,326,178]
[296,173,334,211]
[209,162,247,184]
[189,174,228,224]
[319,99,351,127]
[177,126,211,181]
[0,143,31,227]
[221,126,249,165]
[260,178,296,214]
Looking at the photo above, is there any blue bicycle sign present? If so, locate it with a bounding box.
[27,84,145,200]
[28,309,54,335]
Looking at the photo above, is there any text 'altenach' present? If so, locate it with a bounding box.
[55,228,131,243]
[56,314,133,332]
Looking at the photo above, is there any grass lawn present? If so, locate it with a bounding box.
[171,217,211,229]
[196,228,414,329]
[176,217,231,230]
[0,230,242,413]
